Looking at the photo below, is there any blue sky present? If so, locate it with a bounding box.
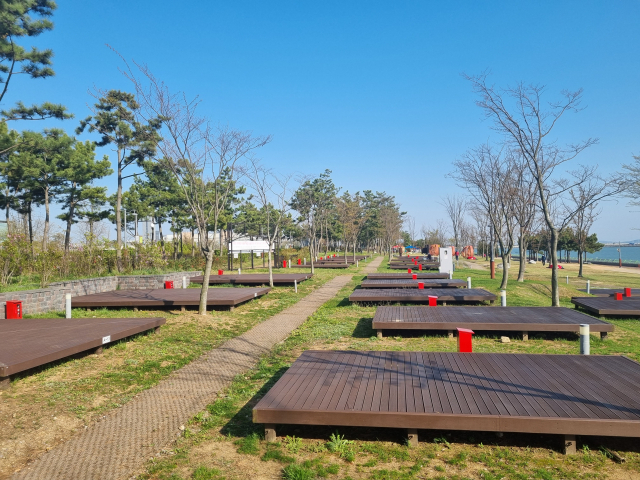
[6,0,640,241]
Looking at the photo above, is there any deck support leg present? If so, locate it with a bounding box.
[229,306,235,312]
[564,435,577,455]
[154,326,160,334]
[600,332,608,340]
[442,301,447,306]
[377,330,383,339]
[265,424,276,442]
[181,305,185,312]
[133,307,138,312]
[0,376,10,390]
[86,308,92,312]
[522,332,528,341]
[94,346,104,355]
[407,429,418,447]
[448,330,454,339]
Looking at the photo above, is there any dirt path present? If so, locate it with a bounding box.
[11,256,382,480]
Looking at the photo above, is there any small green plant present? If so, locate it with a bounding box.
[433,436,450,448]
[234,433,260,455]
[283,462,316,480]
[285,435,303,453]
[434,465,445,472]
[326,432,353,455]
[191,465,222,480]
[262,447,295,464]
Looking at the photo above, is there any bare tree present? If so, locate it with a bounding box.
[244,158,293,287]
[336,191,366,262]
[440,195,467,252]
[466,73,625,305]
[124,62,271,314]
[403,215,416,246]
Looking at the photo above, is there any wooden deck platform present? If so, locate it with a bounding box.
[361,279,465,289]
[577,288,640,297]
[367,273,450,280]
[349,288,496,304]
[388,264,439,270]
[71,287,270,309]
[190,274,312,285]
[290,264,349,269]
[372,306,614,339]
[253,350,640,448]
[572,297,640,317]
[0,317,165,383]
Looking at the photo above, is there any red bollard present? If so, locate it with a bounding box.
[412,274,417,280]
[218,270,223,275]
[408,268,412,274]
[457,328,474,353]
[625,288,631,297]
[418,282,424,289]
[419,264,422,271]
[283,260,287,268]
[5,300,22,319]
[428,295,437,306]
[297,258,301,265]
[164,280,174,289]
[615,292,623,300]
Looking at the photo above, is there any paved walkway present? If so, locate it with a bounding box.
[13,256,382,480]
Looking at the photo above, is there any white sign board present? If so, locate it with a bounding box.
[228,240,272,253]
[439,247,453,275]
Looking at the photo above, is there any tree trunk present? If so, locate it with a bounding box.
[158,219,166,257]
[550,229,560,306]
[198,245,213,315]
[64,184,77,253]
[191,228,195,258]
[517,235,527,282]
[27,201,34,257]
[116,157,123,272]
[42,186,50,250]
[268,246,274,288]
[578,248,584,277]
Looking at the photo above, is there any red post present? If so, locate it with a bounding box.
[428,295,437,306]
[457,328,474,353]
[412,274,417,280]
[408,268,412,274]
[164,280,174,289]
[419,264,422,271]
[5,300,22,319]
[283,260,287,268]
[418,282,424,289]
[297,258,301,265]
[615,292,623,300]
[218,270,223,275]
[625,287,631,297]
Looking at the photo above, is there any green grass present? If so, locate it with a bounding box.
[137,256,640,480]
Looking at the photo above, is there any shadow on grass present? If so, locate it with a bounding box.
[352,317,375,338]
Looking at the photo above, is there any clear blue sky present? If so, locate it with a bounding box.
[7,0,640,241]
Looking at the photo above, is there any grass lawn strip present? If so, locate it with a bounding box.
[138,257,640,480]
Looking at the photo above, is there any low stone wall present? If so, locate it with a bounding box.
[0,270,202,316]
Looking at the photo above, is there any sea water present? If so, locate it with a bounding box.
[512,246,640,264]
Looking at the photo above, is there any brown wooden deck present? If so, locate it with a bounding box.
[361,279,465,289]
[71,288,270,308]
[372,306,613,339]
[388,264,439,270]
[349,288,496,304]
[572,297,640,316]
[577,288,640,297]
[253,350,640,446]
[190,274,312,285]
[367,273,450,280]
[0,317,165,381]
[290,264,349,269]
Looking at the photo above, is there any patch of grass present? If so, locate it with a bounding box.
[283,462,316,480]
[234,432,260,455]
[261,446,295,464]
[191,465,223,480]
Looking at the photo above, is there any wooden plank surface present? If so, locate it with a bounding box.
[253,350,640,437]
[361,279,465,289]
[290,264,350,269]
[388,264,439,270]
[577,288,640,297]
[190,274,312,285]
[71,288,270,307]
[349,288,496,303]
[372,306,614,332]
[571,297,640,316]
[0,317,166,377]
[367,273,450,280]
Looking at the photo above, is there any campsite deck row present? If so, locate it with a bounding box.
[71,287,271,308]
[388,264,439,270]
[349,288,496,304]
[367,273,450,280]
[572,297,640,316]
[291,263,350,269]
[253,350,640,444]
[372,306,614,339]
[360,279,465,289]
[577,288,640,296]
[190,274,312,285]
[0,317,166,383]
